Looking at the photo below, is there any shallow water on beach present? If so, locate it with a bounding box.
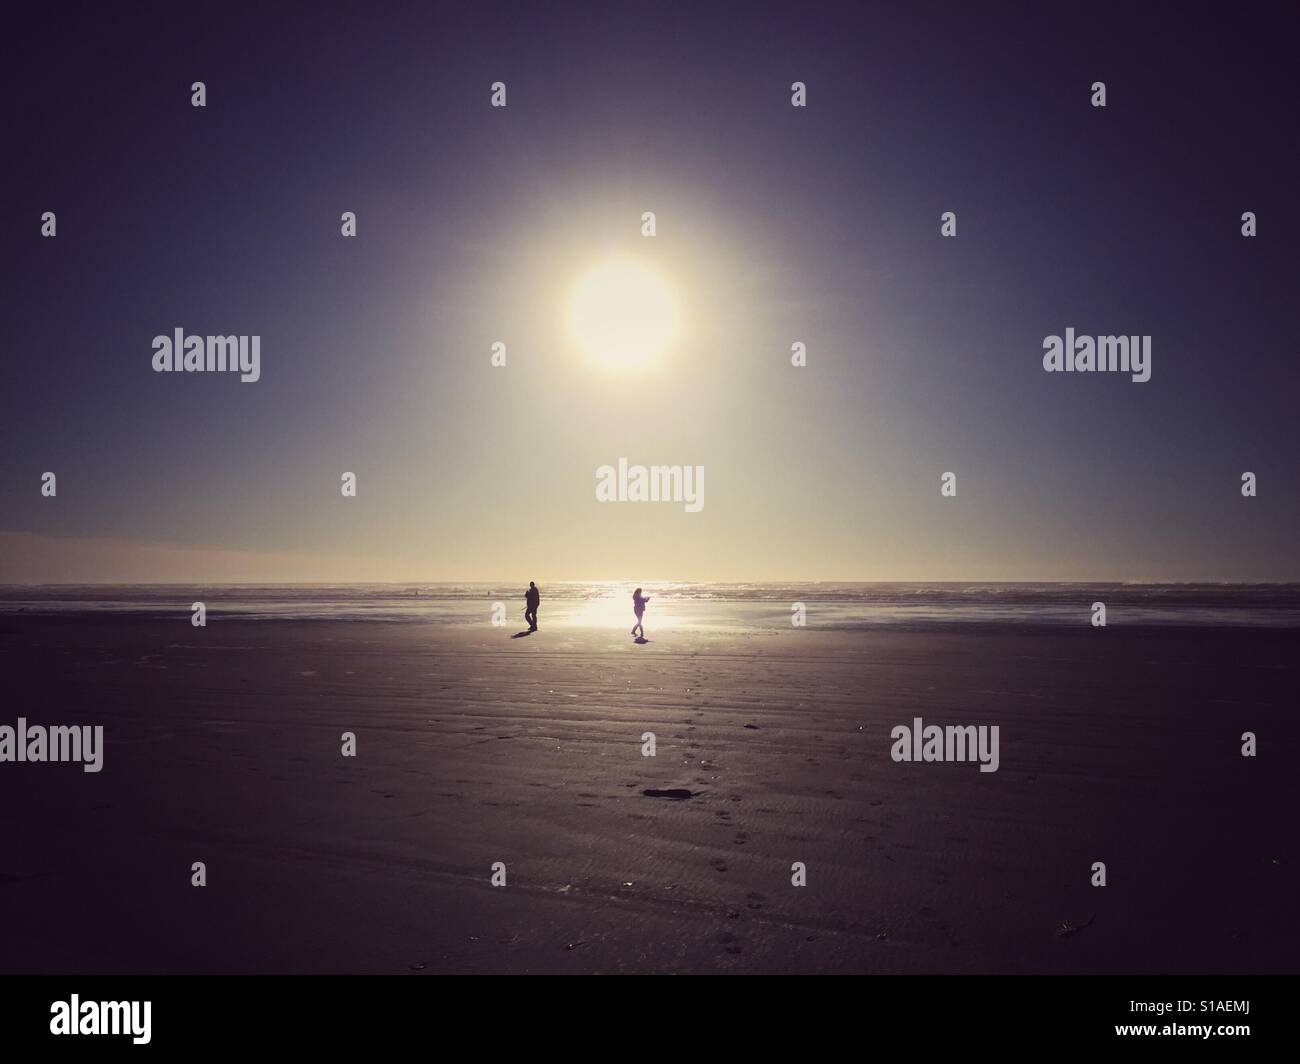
[1,582,1297,628]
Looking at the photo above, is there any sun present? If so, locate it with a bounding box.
[567,259,677,368]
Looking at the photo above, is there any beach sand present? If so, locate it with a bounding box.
[1,615,1296,974]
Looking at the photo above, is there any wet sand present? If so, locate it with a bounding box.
[0,616,1296,973]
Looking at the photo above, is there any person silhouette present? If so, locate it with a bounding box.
[524,581,540,631]
[631,587,650,639]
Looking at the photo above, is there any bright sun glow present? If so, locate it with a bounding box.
[567,259,677,368]
[561,587,682,631]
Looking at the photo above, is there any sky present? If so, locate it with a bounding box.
[3,1,1297,583]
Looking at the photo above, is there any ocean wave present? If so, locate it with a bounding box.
[1,582,1298,627]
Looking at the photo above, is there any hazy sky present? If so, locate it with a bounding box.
[4,2,1297,583]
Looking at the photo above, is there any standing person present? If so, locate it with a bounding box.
[631,587,650,639]
[524,581,540,631]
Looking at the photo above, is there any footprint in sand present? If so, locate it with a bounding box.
[715,931,744,955]
[710,858,728,873]
[745,892,765,910]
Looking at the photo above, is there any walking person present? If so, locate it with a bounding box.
[524,581,540,631]
[631,587,650,639]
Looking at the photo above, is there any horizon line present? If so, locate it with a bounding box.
[3,579,1299,588]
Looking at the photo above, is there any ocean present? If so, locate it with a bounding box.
[1,582,1297,628]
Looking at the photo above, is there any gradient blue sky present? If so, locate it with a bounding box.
[3,1,1297,582]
